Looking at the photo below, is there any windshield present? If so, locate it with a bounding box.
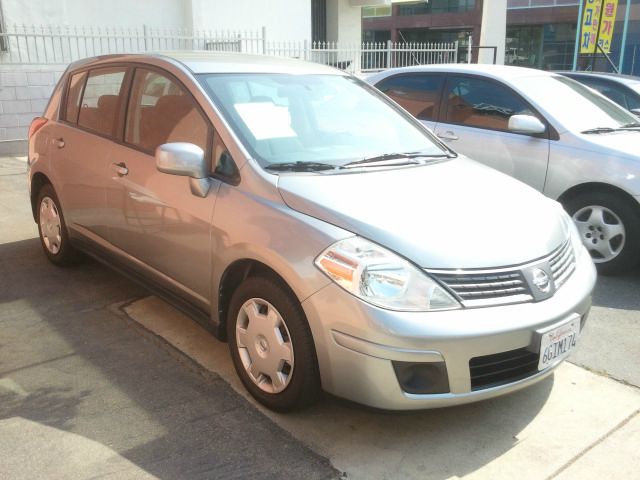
[516,75,639,132]
[198,73,447,168]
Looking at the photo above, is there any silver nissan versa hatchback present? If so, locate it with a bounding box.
[28,52,596,411]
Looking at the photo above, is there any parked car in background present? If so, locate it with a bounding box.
[368,64,640,274]
[29,52,595,411]
[556,71,640,117]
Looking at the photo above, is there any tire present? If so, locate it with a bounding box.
[227,275,321,411]
[36,184,81,266]
[564,192,640,275]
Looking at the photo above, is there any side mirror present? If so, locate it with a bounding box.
[155,142,211,197]
[508,115,546,135]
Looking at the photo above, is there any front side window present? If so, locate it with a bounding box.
[376,74,444,121]
[444,76,537,131]
[125,68,210,154]
[199,73,447,168]
[63,71,87,124]
[77,67,126,137]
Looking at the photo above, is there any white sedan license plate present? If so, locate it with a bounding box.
[538,317,580,371]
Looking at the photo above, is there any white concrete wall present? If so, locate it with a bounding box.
[193,0,311,42]
[0,0,311,42]
[0,0,187,29]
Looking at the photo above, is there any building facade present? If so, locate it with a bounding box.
[362,0,640,74]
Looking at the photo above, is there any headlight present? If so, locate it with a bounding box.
[314,237,460,311]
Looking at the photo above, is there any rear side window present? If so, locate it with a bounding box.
[443,76,537,131]
[63,71,87,124]
[376,74,444,121]
[125,68,210,154]
[77,67,127,137]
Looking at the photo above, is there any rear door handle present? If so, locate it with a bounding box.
[112,162,129,176]
[437,131,459,141]
[55,138,65,149]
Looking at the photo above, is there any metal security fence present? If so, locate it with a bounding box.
[0,25,265,65]
[0,24,458,72]
[266,41,458,73]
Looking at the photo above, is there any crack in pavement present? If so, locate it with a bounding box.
[546,408,640,479]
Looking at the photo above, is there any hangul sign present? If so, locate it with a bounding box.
[580,0,618,54]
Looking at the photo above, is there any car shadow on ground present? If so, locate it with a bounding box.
[592,266,640,310]
[0,236,556,480]
[0,237,336,479]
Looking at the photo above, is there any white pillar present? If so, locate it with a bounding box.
[326,0,363,45]
[479,0,507,65]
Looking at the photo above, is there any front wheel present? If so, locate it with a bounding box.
[227,275,321,411]
[565,192,640,275]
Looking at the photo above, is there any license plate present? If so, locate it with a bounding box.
[538,317,580,371]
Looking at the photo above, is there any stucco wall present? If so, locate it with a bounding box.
[0,0,312,42]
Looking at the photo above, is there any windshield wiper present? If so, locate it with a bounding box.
[581,127,616,134]
[265,161,338,172]
[582,123,640,134]
[342,151,455,169]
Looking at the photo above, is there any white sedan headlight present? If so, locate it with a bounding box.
[315,237,460,311]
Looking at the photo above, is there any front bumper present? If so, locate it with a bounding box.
[301,251,596,410]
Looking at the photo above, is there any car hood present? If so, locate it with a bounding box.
[581,130,640,159]
[278,158,568,269]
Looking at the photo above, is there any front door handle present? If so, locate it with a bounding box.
[437,131,459,141]
[55,138,65,149]
[112,162,129,176]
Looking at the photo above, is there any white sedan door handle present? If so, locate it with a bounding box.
[437,131,459,141]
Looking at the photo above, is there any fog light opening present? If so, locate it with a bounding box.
[392,361,449,394]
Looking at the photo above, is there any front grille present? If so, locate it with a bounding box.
[469,347,539,391]
[431,270,532,307]
[429,239,576,308]
[549,240,576,289]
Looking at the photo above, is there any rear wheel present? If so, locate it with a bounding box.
[36,184,81,266]
[565,192,640,275]
[227,275,321,411]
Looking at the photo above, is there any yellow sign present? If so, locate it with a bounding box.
[580,0,618,54]
[597,0,618,53]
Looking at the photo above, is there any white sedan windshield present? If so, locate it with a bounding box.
[517,75,638,132]
[199,73,447,167]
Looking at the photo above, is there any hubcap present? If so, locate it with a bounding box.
[235,298,294,394]
[572,205,625,263]
[39,196,62,255]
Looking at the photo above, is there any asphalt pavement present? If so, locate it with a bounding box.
[1,155,639,479]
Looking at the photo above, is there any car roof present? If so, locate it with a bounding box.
[67,51,345,76]
[556,71,640,86]
[366,63,555,84]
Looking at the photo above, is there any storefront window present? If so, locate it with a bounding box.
[506,23,576,70]
[398,0,476,15]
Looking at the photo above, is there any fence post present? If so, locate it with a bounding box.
[386,39,392,68]
[467,35,472,64]
[261,25,267,55]
[143,24,149,51]
[454,41,458,63]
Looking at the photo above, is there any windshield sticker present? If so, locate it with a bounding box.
[234,102,296,140]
